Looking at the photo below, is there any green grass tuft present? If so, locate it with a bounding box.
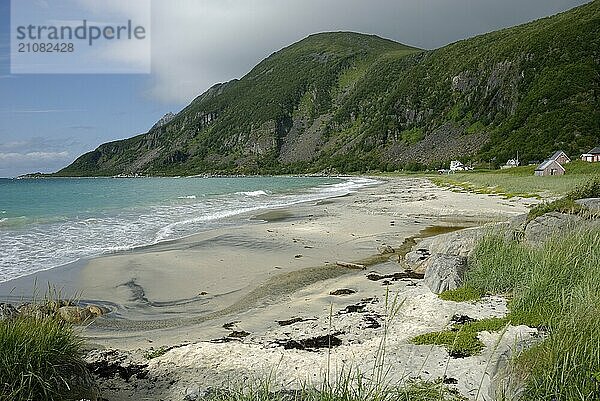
[0,316,94,401]
[438,285,483,302]
[145,346,169,360]
[411,318,508,358]
[517,298,600,400]
[466,233,534,295]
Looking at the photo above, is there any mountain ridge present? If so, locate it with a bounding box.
[56,2,600,176]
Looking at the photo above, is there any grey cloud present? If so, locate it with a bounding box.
[0,151,72,177]
[146,0,591,103]
[34,0,50,9]
[0,151,70,163]
[0,137,85,177]
[0,137,81,153]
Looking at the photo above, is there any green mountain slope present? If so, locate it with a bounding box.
[57,1,600,176]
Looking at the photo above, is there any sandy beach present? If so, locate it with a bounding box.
[0,177,537,400]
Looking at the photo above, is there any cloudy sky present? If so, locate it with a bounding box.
[0,0,591,177]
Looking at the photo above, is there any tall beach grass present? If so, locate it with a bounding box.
[527,176,600,220]
[0,315,94,401]
[462,225,600,400]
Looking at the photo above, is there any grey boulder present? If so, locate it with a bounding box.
[416,226,490,257]
[377,244,395,255]
[58,306,94,324]
[423,254,468,294]
[524,212,583,245]
[575,197,600,213]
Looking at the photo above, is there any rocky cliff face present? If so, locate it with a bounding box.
[56,1,600,176]
[151,112,176,131]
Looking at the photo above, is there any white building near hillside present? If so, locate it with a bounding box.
[450,160,466,171]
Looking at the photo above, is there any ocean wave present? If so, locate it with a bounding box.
[316,177,379,194]
[154,205,261,242]
[237,190,268,197]
[178,195,197,199]
[0,216,28,229]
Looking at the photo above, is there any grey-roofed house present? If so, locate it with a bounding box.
[581,146,600,162]
[534,159,566,176]
[548,150,570,164]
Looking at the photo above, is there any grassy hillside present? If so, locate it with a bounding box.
[56,1,600,177]
[335,1,600,170]
[57,33,419,176]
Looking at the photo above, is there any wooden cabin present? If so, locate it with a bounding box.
[534,159,565,176]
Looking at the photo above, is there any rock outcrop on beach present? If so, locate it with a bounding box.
[53,1,599,177]
[403,207,600,296]
[575,197,600,212]
[0,300,108,324]
[523,212,584,245]
[403,225,490,294]
[423,254,469,294]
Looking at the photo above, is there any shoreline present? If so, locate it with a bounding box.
[0,176,377,288]
[1,177,532,348]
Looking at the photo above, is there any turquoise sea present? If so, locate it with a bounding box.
[0,176,377,283]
